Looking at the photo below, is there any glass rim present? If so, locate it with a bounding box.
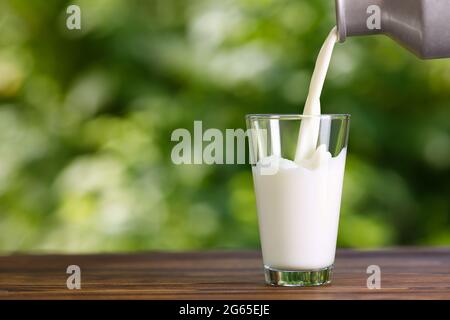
[245,113,350,120]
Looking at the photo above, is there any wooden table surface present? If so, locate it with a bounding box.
[1,247,449,300]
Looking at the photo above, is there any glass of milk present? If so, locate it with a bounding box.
[246,114,350,286]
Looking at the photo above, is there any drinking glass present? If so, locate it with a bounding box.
[246,114,350,286]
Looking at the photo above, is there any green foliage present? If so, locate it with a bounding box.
[0,0,449,252]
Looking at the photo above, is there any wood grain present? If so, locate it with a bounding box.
[0,247,449,299]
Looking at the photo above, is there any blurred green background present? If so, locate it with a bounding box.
[0,0,449,253]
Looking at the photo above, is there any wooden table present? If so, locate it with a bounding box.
[0,247,449,299]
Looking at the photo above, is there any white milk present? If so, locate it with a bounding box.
[252,27,344,270]
[252,146,346,270]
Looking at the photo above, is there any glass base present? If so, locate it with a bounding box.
[264,265,333,287]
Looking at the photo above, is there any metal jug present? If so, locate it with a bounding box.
[335,0,450,59]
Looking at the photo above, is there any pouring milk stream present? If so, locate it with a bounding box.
[295,27,338,163]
